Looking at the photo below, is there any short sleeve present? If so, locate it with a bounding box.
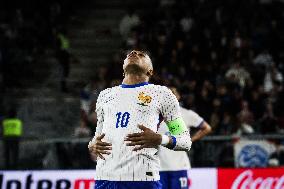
[160,87,181,122]
[185,110,204,128]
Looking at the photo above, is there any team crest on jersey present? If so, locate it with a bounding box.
[137,92,152,106]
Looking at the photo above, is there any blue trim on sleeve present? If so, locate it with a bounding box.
[196,120,205,129]
[171,136,177,149]
[120,82,149,88]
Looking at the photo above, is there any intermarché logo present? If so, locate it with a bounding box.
[0,174,95,189]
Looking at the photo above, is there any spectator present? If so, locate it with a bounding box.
[1,108,23,169]
[253,50,274,67]
[225,61,251,88]
[247,90,265,120]
[79,78,103,135]
[210,119,221,135]
[268,144,284,167]
[258,101,278,134]
[236,100,255,135]
[263,64,283,93]
[119,8,140,39]
[179,12,194,33]
[55,29,71,92]
[74,124,91,138]
[231,31,246,50]
[218,112,236,135]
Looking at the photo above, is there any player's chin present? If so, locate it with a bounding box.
[124,64,146,75]
[123,59,136,68]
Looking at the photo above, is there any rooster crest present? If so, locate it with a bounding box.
[137,92,152,106]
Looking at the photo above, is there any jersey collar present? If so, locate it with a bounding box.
[120,82,149,88]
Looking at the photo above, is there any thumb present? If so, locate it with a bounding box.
[138,125,148,131]
[97,133,105,140]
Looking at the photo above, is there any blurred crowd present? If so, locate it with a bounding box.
[0,0,82,92]
[1,0,284,137]
[83,0,284,136]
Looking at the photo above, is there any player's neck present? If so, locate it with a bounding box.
[122,74,149,85]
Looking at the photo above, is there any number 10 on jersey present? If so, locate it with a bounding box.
[116,112,130,128]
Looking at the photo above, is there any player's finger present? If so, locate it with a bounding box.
[124,136,143,142]
[88,141,95,149]
[89,143,98,151]
[97,141,112,146]
[133,144,146,151]
[97,153,105,160]
[97,133,105,140]
[97,150,111,155]
[126,133,143,138]
[96,145,112,150]
[138,125,149,131]
[125,141,144,146]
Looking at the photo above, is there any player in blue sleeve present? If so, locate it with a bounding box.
[158,87,212,189]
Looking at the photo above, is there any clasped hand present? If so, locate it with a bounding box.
[125,125,162,151]
[88,125,161,160]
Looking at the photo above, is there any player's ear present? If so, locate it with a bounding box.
[147,70,153,77]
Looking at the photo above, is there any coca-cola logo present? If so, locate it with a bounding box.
[238,145,268,167]
[231,170,284,189]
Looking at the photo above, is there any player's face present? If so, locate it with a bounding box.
[123,50,153,73]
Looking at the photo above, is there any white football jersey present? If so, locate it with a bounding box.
[158,107,204,171]
[94,82,181,181]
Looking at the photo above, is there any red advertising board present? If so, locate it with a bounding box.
[218,168,284,189]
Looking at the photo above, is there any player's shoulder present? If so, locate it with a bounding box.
[146,84,171,93]
[181,107,197,115]
[181,107,203,120]
[98,86,120,99]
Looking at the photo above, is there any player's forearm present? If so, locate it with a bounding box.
[191,131,205,142]
[192,122,212,142]
[163,118,192,151]
[162,131,192,151]
[173,130,192,151]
